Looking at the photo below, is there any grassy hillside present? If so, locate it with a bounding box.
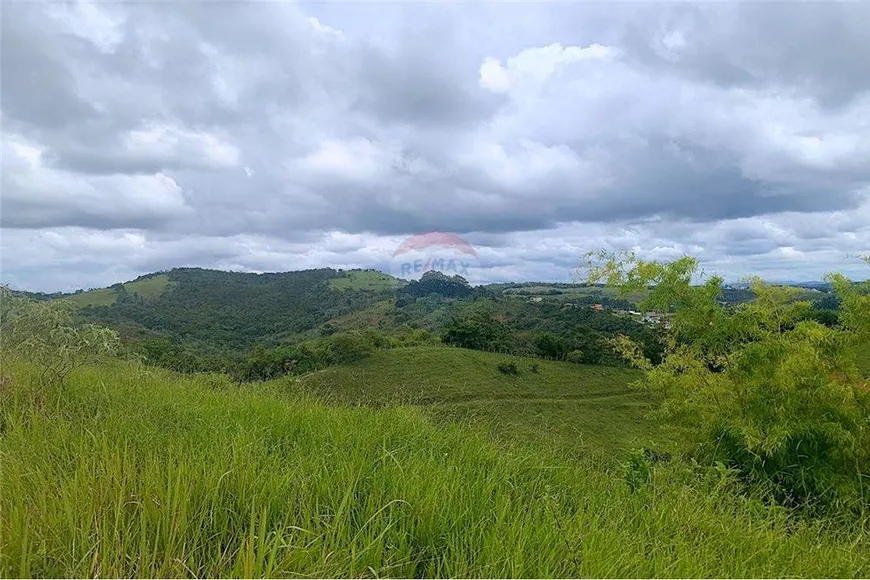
[329,270,399,291]
[295,347,659,457]
[319,300,397,334]
[3,361,868,578]
[62,274,172,307]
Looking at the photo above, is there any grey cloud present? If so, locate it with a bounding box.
[352,24,506,129]
[0,7,101,132]
[2,1,869,290]
[620,3,870,108]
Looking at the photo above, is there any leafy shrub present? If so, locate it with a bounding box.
[397,271,472,301]
[497,361,519,376]
[1,288,120,387]
[623,448,652,493]
[534,332,570,360]
[325,331,378,364]
[393,328,440,348]
[442,311,515,352]
[585,251,870,510]
[530,363,540,374]
[565,350,585,365]
[230,330,388,382]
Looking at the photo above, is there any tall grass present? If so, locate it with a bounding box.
[2,361,869,577]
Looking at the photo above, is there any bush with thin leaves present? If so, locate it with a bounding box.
[565,350,585,365]
[1,287,120,388]
[582,251,870,510]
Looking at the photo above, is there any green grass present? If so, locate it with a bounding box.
[3,361,870,578]
[62,287,119,307]
[324,300,396,332]
[858,340,870,379]
[329,270,398,291]
[294,347,661,457]
[61,275,172,307]
[125,275,171,299]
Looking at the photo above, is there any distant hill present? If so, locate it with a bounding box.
[67,268,397,349]
[11,266,853,383]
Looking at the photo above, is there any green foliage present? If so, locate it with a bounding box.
[57,274,172,307]
[54,266,662,378]
[565,350,585,365]
[80,268,384,350]
[323,330,379,364]
[3,361,870,577]
[807,308,840,328]
[139,325,442,383]
[858,341,870,379]
[232,331,384,382]
[441,310,516,352]
[585,251,870,509]
[329,269,398,291]
[534,332,570,360]
[1,288,120,387]
[623,448,653,493]
[141,336,223,374]
[297,346,654,457]
[396,271,472,305]
[393,327,440,347]
[496,361,519,375]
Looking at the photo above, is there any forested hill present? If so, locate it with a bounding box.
[11,266,849,382]
[72,268,395,349]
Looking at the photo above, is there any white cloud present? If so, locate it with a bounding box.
[2,133,190,229]
[122,124,240,170]
[479,43,616,94]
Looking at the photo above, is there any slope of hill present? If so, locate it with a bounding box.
[63,274,173,307]
[295,346,658,457]
[76,268,393,349]
[328,269,400,291]
[4,360,868,577]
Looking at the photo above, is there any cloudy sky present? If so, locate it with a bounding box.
[2,1,869,291]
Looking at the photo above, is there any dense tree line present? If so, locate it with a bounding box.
[81,268,388,349]
[439,301,664,365]
[60,266,795,381]
[395,271,487,305]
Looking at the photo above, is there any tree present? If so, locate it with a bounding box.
[534,332,570,360]
[442,311,514,352]
[565,350,585,365]
[397,271,473,302]
[583,251,870,510]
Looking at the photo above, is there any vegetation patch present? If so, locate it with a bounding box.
[329,270,399,291]
[3,361,869,578]
[294,346,658,457]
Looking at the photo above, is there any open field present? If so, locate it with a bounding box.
[62,275,172,307]
[295,347,657,457]
[61,287,119,307]
[125,275,173,299]
[329,270,399,291]
[3,360,869,578]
